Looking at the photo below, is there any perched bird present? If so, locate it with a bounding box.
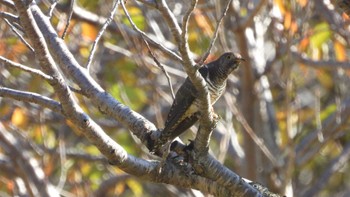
[153,52,244,153]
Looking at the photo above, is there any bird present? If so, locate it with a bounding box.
[153,52,244,154]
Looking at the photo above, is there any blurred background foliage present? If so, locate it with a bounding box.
[1,0,350,196]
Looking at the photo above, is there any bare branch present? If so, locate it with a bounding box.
[171,141,262,196]
[180,1,216,153]
[104,42,186,77]
[120,1,182,62]
[199,0,232,65]
[145,40,176,99]
[0,11,20,24]
[86,0,119,71]
[155,0,182,45]
[0,56,52,80]
[48,0,58,18]
[0,87,63,113]
[120,1,175,99]
[3,18,35,52]
[224,94,279,166]
[13,0,131,171]
[61,0,74,39]
[30,1,158,150]
[0,0,15,10]
[291,51,350,69]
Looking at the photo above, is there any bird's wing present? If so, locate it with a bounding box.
[163,65,209,134]
[167,112,200,139]
[163,77,197,133]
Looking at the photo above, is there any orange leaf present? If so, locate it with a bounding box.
[342,12,350,20]
[66,119,82,136]
[290,20,298,34]
[11,108,28,128]
[193,9,213,36]
[298,37,310,51]
[12,41,29,54]
[274,0,286,15]
[81,22,98,41]
[297,0,307,7]
[284,11,292,30]
[334,39,347,61]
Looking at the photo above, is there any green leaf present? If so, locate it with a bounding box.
[310,22,331,48]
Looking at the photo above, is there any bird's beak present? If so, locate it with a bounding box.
[238,57,246,62]
[235,57,245,64]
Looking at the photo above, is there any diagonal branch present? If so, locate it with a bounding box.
[120,1,175,99]
[154,0,182,45]
[86,0,119,71]
[61,0,75,39]
[13,0,133,173]
[3,18,34,52]
[0,56,52,80]
[199,0,233,65]
[119,1,182,62]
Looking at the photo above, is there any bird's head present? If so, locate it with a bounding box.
[203,52,245,84]
[218,52,245,72]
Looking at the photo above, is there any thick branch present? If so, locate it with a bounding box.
[155,0,182,44]
[13,0,135,175]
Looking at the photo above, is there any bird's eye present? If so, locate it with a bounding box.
[226,55,232,60]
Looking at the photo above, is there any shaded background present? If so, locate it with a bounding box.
[1,0,350,196]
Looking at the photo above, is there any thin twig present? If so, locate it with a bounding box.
[104,42,186,77]
[180,0,216,153]
[3,19,34,52]
[86,0,119,72]
[291,51,350,69]
[0,87,63,113]
[120,1,182,62]
[144,39,175,99]
[0,0,16,10]
[120,0,175,99]
[224,94,279,166]
[48,0,58,18]
[198,0,232,65]
[179,0,197,67]
[0,11,20,24]
[156,0,182,45]
[0,56,51,80]
[61,0,75,39]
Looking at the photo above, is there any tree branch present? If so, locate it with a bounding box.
[29,2,157,151]
[13,0,137,175]
[0,87,63,113]
[85,0,119,71]
[154,0,182,45]
[199,0,233,65]
[291,51,350,69]
[120,1,175,99]
[0,56,52,80]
